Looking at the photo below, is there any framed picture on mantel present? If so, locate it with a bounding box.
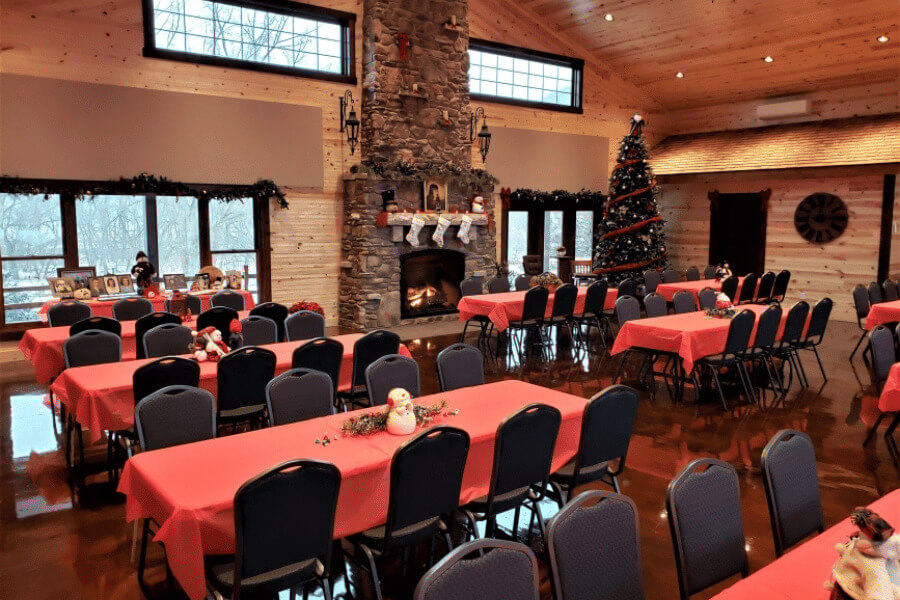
[422,178,448,212]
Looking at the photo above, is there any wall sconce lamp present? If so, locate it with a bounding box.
[340,90,360,155]
[469,106,492,162]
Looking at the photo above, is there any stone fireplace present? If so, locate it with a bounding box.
[400,249,465,318]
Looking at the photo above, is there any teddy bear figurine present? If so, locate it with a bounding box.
[191,326,230,362]
[827,507,900,599]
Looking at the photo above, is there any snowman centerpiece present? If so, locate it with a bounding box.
[385,387,417,435]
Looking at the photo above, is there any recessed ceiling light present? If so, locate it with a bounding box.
[763,56,774,63]
[877,34,889,43]
[604,13,614,21]
[675,71,684,78]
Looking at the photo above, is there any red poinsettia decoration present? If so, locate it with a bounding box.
[289,301,325,316]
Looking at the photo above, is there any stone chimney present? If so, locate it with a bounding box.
[361,0,471,166]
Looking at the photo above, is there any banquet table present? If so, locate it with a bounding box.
[456,286,616,332]
[711,489,900,599]
[49,333,412,444]
[117,379,587,600]
[865,300,900,330]
[19,311,252,385]
[876,362,900,413]
[37,289,256,322]
[656,277,747,305]
[610,304,798,374]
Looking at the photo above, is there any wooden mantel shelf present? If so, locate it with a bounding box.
[378,212,489,227]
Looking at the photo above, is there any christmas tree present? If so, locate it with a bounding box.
[594,114,667,285]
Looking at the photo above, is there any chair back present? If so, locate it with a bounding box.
[135,385,215,451]
[642,270,661,293]
[488,277,511,293]
[135,311,181,359]
[249,302,288,341]
[144,323,193,358]
[771,270,791,301]
[804,297,832,343]
[285,310,326,342]
[70,316,121,337]
[615,296,641,325]
[547,491,645,600]
[166,294,202,315]
[643,292,667,318]
[365,354,420,406]
[779,301,810,347]
[436,343,484,391]
[266,368,334,426]
[870,325,896,383]
[722,309,755,357]
[48,300,91,327]
[617,278,638,299]
[232,459,341,593]
[211,290,245,311]
[850,284,870,325]
[697,288,717,311]
[292,337,344,395]
[217,346,277,413]
[883,280,900,302]
[514,274,531,291]
[413,538,539,600]
[459,278,483,297]
[868,281,884,305]
[685,266,700,281]
[737,273,757,304]
[661,269,680,283]
[672,290,696,314]
[133,355,201,405]
[760,430,824,557]
[703,265,717,279]
[582,279,609,317]
[720,276,739,302]
[63,330,122,368]
[666,458,748,599]
[382,426,470,549]
[240,315,278,346]
[550,283,577,318]
[112,296,152,321]
[572,386,639,486]
[351,330,401,389]
[520,285,549,323]
[522,254,542,276]
[487,404,561,513]
[756,272,776,303]
[752,304,782,351]
[196,306,239,339]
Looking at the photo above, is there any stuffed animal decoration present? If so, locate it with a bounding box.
[73,288,91,301]
[228,319,244,350]
[385,388,416,435]
[715,260,732,280]
[715,292,733,309]
[827,507,900,599]
[131,251,157,292]
[191,326,230,362]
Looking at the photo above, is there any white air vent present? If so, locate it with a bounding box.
[756,99,811,120]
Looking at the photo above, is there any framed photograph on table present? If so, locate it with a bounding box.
[192,273,210,291]
[103,275,120,295]
[164,274,187,291]
[47,277,75,299]
[117,275,135,294]
[422,178,448,212]
[58,267,95,291]
[88,277,106,297]
[225,270,243,290]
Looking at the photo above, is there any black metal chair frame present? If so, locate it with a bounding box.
[340,330,401,411]
[436,343,485,392]
[689,310,755,410]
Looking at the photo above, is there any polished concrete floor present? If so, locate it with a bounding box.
[0,318,898,600]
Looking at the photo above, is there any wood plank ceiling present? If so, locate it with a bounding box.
[515,0,899,110]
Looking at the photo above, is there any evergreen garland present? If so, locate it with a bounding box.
[509,188,605,207]
[0,173,289,208]
[353,160,498,188]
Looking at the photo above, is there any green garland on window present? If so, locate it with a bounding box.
[0,173,289,208]
[352,160,498,188]
[509,188,605,207]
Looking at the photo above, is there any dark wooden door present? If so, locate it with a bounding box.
[708,190,769,276]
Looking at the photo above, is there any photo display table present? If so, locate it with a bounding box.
[36,289,256,322]
[117,380,587,600]
[456,286,616,332]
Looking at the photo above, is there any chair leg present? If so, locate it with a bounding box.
[811,346,827,382]
[863,413,886,446]
[709,365,729,410]
[885,413,900,438]
[850,330,867,361]
[137,519,151,587]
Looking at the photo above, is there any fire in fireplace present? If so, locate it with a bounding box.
[400,249,466,318]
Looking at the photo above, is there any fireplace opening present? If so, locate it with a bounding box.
[400,249,465,319]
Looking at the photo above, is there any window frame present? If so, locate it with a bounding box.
[141,0,357,85]
[469,38,584,114]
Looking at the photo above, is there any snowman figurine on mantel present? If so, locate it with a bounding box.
[385,388,417,435]
[471,195,485,214]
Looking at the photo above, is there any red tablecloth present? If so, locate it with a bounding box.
[456,287,616,332]
[19,311,251,384]
[117,380,586,600]
[610,304,796,373]
[49,334,411,443]
[877,362,900,412]
[656,277,747,304]
[866,300,900,330]
[37,290,256,322]
[712,489,900,599]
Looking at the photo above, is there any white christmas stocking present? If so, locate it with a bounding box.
[432,216,451,247]
[457,215,473,244]
[406,216,425,247]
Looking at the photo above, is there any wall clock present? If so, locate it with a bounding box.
[794,193,848,243]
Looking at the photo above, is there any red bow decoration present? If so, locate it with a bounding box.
[397,33,410,61]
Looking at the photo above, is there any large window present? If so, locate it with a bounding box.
[143,0,356,82]
[469,40,583,112]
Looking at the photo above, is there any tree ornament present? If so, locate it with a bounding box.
[432,215,451,247]
[406,216,425,247]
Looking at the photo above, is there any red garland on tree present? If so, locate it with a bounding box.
[594,114,667,284]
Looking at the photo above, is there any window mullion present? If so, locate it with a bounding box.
[145,194,160,278]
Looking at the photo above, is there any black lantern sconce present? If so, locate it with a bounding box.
[469,106,491,162]
[339,90,360,155]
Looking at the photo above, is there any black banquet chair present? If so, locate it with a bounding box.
[216,346,277,431]
[143,323,193,358]
[133,357,202,414]
[459,278,492,344]
[265,368,335,426]
[112,296,153,321]
[755,271,776,304]
[868,281,884,305]
[736,273,757,304]
[239,315,278,346]
[642,270,661,294]
[135,311,181,359]
[48,300,91,327]
[697,287,717,311]
[862,325,897,447]
[794,297,833,382]
[770,270,791,303]
[771,301,811,391]
[210,289,246,311]
[436,343,484,392]
[685,266,700,281]
[666,458,748,600]
[691,309,755,409]
[883,279,899,302]
[250,301,289,341]
[573,279,610,350]
[703,265,717,279]
[488,276,511,293]
[365,354,421,407]
[413,538,539,600]
[345,426,470,600]
[340,330,401,411]
[70,316,121,337]
[643,292,667,318]
[849,284,871,364]
[720,276,739,302]
[672,289,696,314]
[544,282,577,343]
[760,430,824,557]
[514,274,531,291]
[292,337,344,401]
[285,310,326,342]
[506,285,550,363]
[661,269,680,283]
[546,491,645,600]
[205,459,341,600]
[63,329,122,368]
[196,306,239,338]
[617,278,639,299]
